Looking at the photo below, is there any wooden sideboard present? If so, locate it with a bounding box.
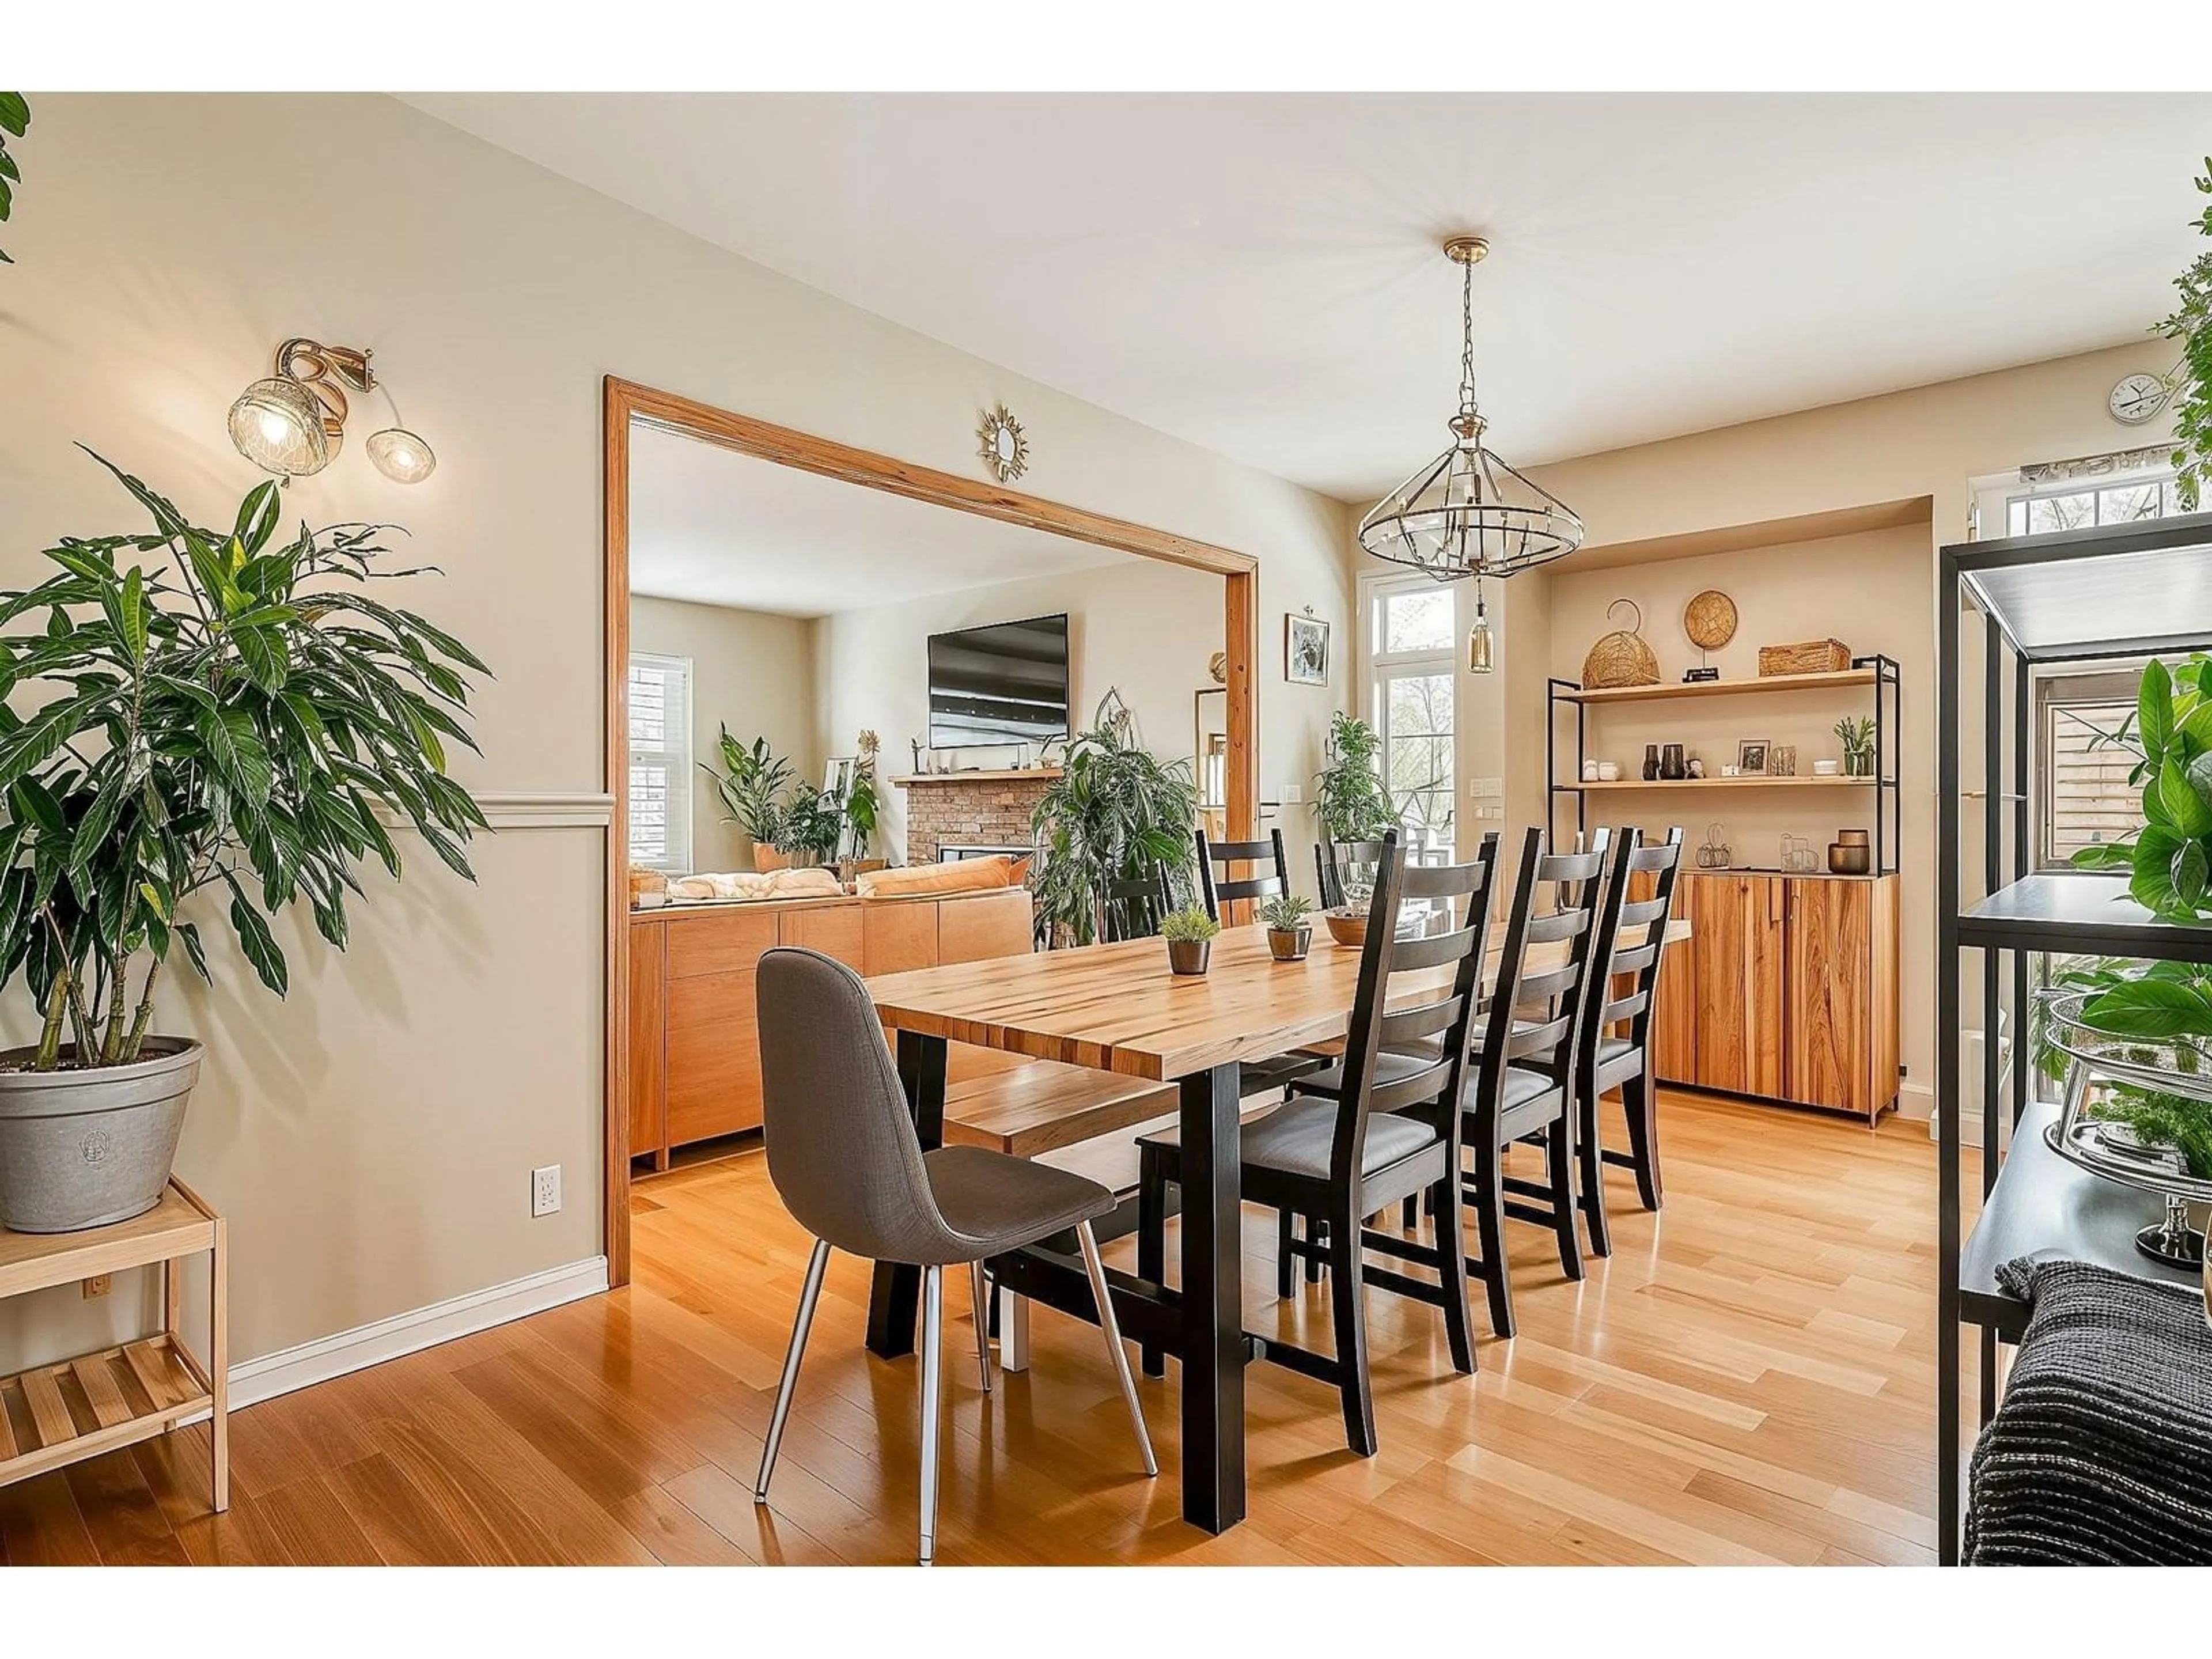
[1650,870,1899,1122]
[627,885,1033,1166]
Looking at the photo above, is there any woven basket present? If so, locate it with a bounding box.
[1582,599,1660,688]
[1758,638,1851,676]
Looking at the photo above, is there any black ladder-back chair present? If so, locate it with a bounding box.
[1315,839,1391,912]
[1134,831,1493,1454]
[1194,827,1290,921]
[1101,866,1173,943]
[1573,827,1685,1250]
[1192,826,1326,1096]
[1459,826,1620,1339]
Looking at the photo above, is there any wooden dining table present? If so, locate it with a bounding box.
[860,915,1688,1535]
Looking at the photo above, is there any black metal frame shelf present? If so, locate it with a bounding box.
[1546,656,1902,870]
[1936,510,2212,1565]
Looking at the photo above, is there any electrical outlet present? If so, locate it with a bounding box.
[1280,783,1302,804]
[531,1164,562,1218]
[81,1274,111,1300]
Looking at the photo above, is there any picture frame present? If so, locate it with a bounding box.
[1285,612,1331,686]
[1736,739,1771,776]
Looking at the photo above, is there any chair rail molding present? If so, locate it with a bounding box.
[370,790,616,831]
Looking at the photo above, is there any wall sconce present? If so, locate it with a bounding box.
[228,337,437,484]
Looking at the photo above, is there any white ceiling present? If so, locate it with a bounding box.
[627,420,1123,614]
[409,93,2212,502]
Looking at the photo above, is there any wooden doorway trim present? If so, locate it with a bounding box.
[601,376,1262,1285]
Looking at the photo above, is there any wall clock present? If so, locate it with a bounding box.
[977,403,1030,483]
[2108,373,2170,427]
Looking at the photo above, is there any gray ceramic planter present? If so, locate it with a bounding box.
[0,1038,201,1232]
[1166,938,1211,976]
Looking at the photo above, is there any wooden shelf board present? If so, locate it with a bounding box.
[1557,777,1878,792]
[1556,668,1877,705]
[0,1335,211,1487]
[0,1183,217,1300]
[891,768,1063,786]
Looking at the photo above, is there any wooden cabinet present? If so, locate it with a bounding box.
[1683,873,1785,1100]
[629,887,1037,1161]
[1783,875,1900,1118]
[627,922,669,1167]
[1650,871,1899,1122]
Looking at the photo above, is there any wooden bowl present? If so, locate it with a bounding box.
[1323,908,1368,948]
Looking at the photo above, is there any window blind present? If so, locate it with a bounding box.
[628,653,692,873]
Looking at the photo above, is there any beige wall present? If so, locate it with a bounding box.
[0,93,1352,1373]
[1430,342,2181,1116]
[1545,522,1936,1092]
[815,556,1225,862]
[630,596,816,873]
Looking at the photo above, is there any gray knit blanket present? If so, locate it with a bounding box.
[1966,1256,2212,1564]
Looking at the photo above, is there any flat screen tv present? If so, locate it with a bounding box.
[927,613,1070,748]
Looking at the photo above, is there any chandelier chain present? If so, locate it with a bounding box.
[1458,256,1478,422]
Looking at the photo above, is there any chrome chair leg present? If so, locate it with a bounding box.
[968,1259,994,1393]
[918,1263,945,1566]
[1075,1220,1158,1478]
[755,1237,831,1503]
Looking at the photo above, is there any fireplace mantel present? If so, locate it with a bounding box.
[891,767,1063,786]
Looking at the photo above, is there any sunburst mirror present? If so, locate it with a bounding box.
[977,403,1029,484]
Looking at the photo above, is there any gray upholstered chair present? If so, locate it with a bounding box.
[751,946,1155,1566]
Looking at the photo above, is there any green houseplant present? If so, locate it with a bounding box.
[700,727,792,859]
[0,454,488,1230]
[1160,906,1220,976]
[2158,156,2212,510]
[1834,715,1877,778]
[2070,654,2212,920]
[841,729,880,865]
[0,94,28,266]
[2034,958,2212,1177]
[1260,893,1315,962]
[1315,711,1397,842]
[770,786,844,867]
[1028,722,1199,948]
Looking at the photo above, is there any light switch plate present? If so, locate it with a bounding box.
[1468,777,1503,799]
[1281,783,1302,804]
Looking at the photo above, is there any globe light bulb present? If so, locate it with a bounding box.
[366,427,437,485]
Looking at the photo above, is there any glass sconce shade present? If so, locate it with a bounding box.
[367,427,437,484]
[229,375,334,476]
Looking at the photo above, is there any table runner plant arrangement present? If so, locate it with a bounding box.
[0,453,488,1229]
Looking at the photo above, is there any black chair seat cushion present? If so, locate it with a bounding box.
[921,1145,1115,1257]
[1140,1097,1441,1183]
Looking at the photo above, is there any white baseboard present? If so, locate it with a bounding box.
[224,1256,608,1411]
[1897,1080,1933,1121]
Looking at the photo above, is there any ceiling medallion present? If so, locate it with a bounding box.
[1357,235,1582,582]
[977,403,1029,484]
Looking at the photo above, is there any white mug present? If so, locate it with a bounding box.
[1596,762,1621,782]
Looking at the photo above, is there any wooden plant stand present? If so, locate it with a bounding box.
[0,1178,228,1510]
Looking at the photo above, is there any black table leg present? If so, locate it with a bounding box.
[1179,1060,1244,1533]
[866,1030,947,1358]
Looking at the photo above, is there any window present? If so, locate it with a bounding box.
[1365,577,1456,849]
[2036,665,2143,870]
[628,652,692,873]
[1976,460,2184,541]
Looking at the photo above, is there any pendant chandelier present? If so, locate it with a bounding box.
[1358,237,1582,587]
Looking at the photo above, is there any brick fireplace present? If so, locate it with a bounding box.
[896,770,1059,865]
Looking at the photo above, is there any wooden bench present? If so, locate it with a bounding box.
[941,1060,1177,1160]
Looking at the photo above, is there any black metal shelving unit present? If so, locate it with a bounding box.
[1936,510,2212,1564]
[1544,656,1902,869]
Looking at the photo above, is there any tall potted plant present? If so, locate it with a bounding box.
[1314,711,1397,842]
[1029,722,1199,948]
[700,727,791,869]
[0,455,488,1230]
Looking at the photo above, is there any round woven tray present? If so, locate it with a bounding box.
[1684,589,1738,651]
[1582,599,1659,688]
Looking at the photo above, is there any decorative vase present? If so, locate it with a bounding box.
[1847,750,1874,778]
[0,1039,202,1232]
[753,845,791,873]
[1642,744,1660,782]
[1167,938,1211,976]
[1267,926,1312,963]
[1660,743,1687,781]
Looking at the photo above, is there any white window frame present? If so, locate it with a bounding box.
[1360,573,1457,853]
[628,651,694,874]
[1971,460,2183,542]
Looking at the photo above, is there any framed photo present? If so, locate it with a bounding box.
[1285,613,1331,686]
[1736,739,1771,776]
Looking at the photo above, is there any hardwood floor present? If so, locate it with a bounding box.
[1,1089,1964,1566]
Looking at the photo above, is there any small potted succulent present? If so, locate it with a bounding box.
[1834,715,1877,778]
[1160,906,1220,976]
[1260,893,1315,962]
